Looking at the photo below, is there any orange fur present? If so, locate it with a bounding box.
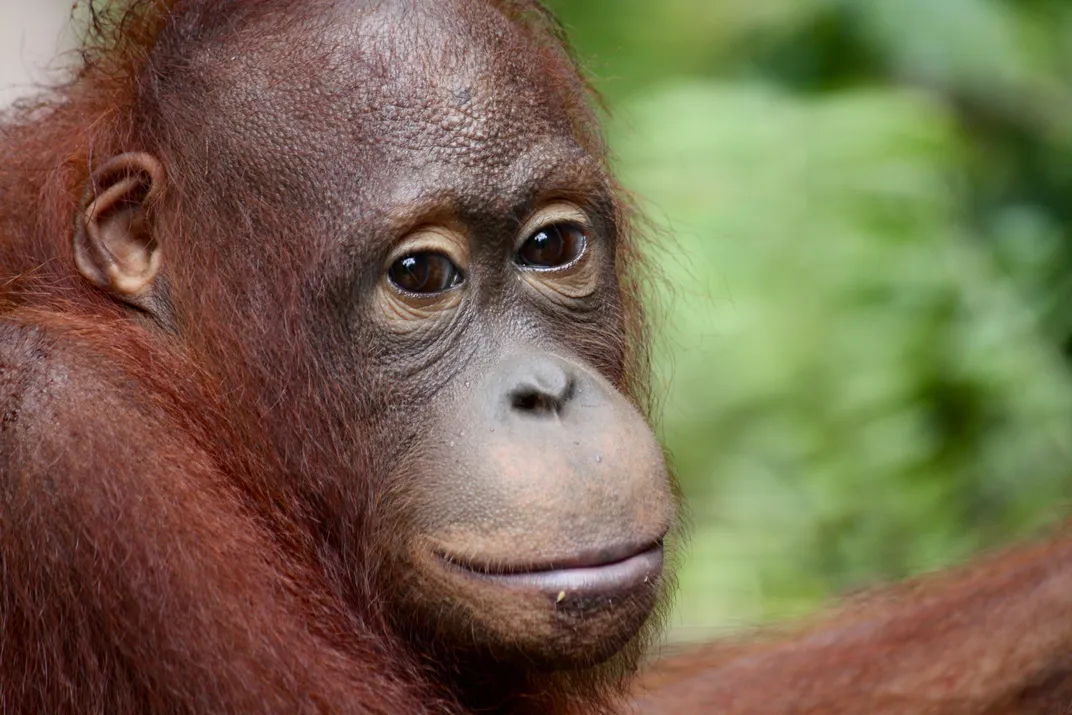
[635,529,1072,714]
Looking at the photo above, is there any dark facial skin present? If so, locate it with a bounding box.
[75,0,675,679]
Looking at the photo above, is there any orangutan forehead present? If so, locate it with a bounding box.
[327,0,552,71]
[324,0,580,150]
[184,0,572,104]
[152,0,593,204]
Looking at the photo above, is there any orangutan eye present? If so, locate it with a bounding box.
[388,252,464,294]
[516,222,587,270]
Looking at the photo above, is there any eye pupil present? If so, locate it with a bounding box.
[529,230,561,264]
[388,252,463,294]
[517,223,586,269]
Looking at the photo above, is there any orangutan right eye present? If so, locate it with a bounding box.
[388,252,465,294]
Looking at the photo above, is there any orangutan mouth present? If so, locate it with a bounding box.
[440,541,664,597]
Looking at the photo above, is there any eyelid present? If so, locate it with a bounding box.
[384,225,469,271]
[515,202,592,249]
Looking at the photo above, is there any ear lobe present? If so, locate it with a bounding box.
[74,152,166,307]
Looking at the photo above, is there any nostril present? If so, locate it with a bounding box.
[511,389,560,414]
[508,368,574,417]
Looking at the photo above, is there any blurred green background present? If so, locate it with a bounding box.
[543,0,1072,641]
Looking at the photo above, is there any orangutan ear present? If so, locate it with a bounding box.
[74,152,165,308]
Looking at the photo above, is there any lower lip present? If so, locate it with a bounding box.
[450,545,664,596]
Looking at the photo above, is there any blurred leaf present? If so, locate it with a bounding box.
[846,0,1041,87]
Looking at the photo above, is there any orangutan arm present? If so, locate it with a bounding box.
[634,531,1072,715]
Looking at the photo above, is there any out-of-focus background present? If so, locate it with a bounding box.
[4,1,1072,643]
[0,1,72,107]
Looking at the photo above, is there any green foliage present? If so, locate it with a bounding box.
[546,0,1072,638]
